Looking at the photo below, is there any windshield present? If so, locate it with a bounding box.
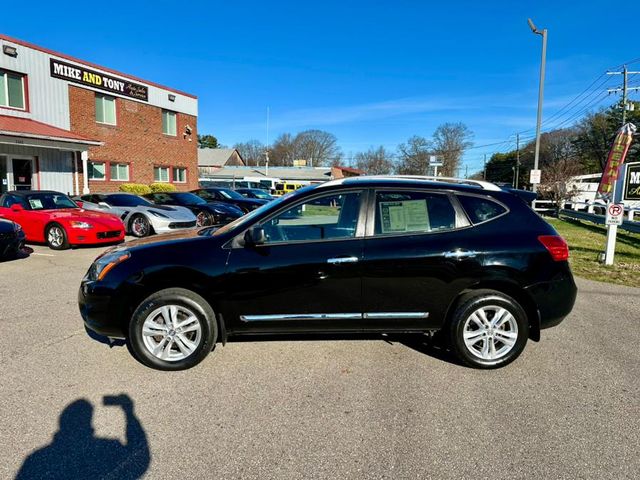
[247,189,272,199]
[105,194,153,207]
[172,193,207,205]
[23,193,77,210]
[217,188,244,200]
[210,185,317,237]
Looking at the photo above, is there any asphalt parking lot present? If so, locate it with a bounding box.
[1,243,639,479]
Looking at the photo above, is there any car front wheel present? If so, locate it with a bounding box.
[46,224,70,250]
[448,290,528,369]
[128,288,217,371]
[130,214,151,237]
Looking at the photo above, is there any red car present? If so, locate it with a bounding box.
[0,190,125,250]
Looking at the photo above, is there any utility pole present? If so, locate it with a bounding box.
[265,106,270,176]
[464,165,468,179]
[528,18,547,194]
[515,133,521,189]
[483,154,487,180]
[607,65,640,123]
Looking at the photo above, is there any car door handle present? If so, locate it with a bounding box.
[327,256,359,264]
[443,250,477,260]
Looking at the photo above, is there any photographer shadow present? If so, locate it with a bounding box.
[15,395,149,480]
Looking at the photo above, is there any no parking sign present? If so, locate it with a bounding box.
[605,203,624,226]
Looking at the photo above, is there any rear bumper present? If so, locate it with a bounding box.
[525,274,577,329]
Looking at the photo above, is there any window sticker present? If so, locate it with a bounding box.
[29,199,43,209]
[379,200,430,233]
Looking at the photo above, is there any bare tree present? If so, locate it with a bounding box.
[270,133,296,166]
[395,136,431,175]
[432,123,474,176]
[233,140,265,167]
[293,130,342,166]
[355,147,394,174]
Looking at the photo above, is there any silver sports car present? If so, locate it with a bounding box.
[75,193,197,237]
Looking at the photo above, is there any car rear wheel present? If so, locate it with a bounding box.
[46,224,70,250]
[448,290,528,369]
[130,214,151,237]
[128,288,217,371]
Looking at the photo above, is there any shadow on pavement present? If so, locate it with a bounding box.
[15,394,150,480]
[0,246,32,263]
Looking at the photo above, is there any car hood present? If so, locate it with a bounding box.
[146,205,196,220]
[47,209,124,228]
[0,217,18,232]
[203,202,244,216]
[123,226,218,250]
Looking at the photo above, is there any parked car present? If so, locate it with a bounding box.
[0,190,125,250]
[76,193,197,238]
[79,176,576,371]
[143,192,243,226]
[191,187,268,213]
[0,217,26,260]
[235,188,275,201]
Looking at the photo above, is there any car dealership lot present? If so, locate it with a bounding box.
[1,245,639,479]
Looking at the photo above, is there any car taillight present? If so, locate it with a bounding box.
[538,235,569,261]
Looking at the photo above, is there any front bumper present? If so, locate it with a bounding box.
[78,282,126,338]
[68,228,125,245]
[525,274,578,330]
[151,218,197,234]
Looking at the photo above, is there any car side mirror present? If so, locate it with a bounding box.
[75,201,84,208]
[244,226,266,246]
[10,204,24,212]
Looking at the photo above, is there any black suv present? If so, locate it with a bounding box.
[79,177,576,371]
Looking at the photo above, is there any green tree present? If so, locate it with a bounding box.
[197,134,219,149]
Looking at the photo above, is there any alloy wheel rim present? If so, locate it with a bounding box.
[48,227,63,247]
[132,217,148,236]
[142,305,202,362]
[196,211,207,227]
[462,305,518,361]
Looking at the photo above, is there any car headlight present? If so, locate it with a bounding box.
[70,221,94,229]
[149,210,169,219]
[87,250,131,281]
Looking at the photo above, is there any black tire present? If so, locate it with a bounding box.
[196,210,214,227]
[128,288,217,371]
[448,290,528,369]
[129,214,151,238]
[45,223,70,250]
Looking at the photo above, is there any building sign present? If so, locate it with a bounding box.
[624,162,640,200]
[597,122,636,202]
[50,59,149,102]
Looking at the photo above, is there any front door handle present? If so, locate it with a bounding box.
[327,256,359,264]
[443,250,477,260]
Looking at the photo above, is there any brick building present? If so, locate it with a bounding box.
[0,34,198,195]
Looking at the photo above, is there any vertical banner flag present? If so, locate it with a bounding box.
[596,122,637,201]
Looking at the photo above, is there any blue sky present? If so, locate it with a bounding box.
[6,1,635,172]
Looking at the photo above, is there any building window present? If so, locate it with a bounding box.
[173,167,187,183]
[110,163,130,181]
[154,166,170,183]
[95,94,116,125]
[0,69,26,110]
[162,110,177,136]
[88,161,106,181]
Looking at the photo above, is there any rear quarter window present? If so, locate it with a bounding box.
[457,195,507,224]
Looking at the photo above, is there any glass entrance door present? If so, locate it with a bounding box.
[0,156,7,194]
[12,158,33,190]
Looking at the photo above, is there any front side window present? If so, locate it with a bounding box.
[162,110,177,136]
[95,94,116,125]
[457,195,507,224]
[173,167,186,183]
[261,191,362,244]
[374,190,457,235]
[24,193,77,210]
[110,163,129,181]
[154,166,170,182]
[88,161,106,181]
[0,69,26,109]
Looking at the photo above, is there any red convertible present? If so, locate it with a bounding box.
[0,190,125,250]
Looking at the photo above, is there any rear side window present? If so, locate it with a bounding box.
[374,191,456,235]
[458,195,507,224]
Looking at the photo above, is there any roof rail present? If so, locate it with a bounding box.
[370,175,503,191]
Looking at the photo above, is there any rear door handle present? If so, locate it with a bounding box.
[443,250,477,260]
[327,256,359,264]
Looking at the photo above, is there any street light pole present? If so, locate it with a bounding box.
[528,18,547,194]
